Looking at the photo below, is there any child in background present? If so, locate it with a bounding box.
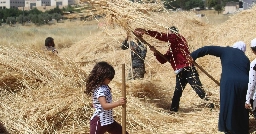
[245,38,256,119]
[84,61,128,134]
[45,37,58,54]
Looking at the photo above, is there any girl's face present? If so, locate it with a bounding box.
[103,78,112,85]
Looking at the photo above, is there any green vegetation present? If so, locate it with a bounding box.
[163,0,237,12]
[0,5,81,25]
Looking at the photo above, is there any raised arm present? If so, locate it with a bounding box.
[146,30,174,42]
[190,46,224,61]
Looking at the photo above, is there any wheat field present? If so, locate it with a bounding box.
[1,0,256,133]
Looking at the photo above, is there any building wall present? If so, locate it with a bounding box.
[50,0,68,6]
[24,0,41,8]
[243,0,255,9]
[0,0,9,9]
[224,6,237,14]
[68,0,75,5]
[10,0,25,8]
[41,0,50,6]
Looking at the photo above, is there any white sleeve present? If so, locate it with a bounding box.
[96,87,106,99]
[245,59,256,104]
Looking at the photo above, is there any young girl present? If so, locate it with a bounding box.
[85,61,128,134]
[245,38,256,119]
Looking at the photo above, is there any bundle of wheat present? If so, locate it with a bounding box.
[1,0,256,133]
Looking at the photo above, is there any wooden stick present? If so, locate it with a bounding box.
[192,61,220,86]
[132,31,220,86]
[122,64,126,134]
[128,37,134,80]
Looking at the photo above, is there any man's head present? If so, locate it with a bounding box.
[169,26,179,33]
[45,37,55,47]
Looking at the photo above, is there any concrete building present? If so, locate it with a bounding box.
[0,0,25,9]
[0,0,76,9]
[223,1,239,14]
[241,0,256,9]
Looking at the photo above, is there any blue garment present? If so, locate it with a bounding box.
[191,46,250,134]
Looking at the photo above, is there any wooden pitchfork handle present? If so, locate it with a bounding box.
[132,31,170,63]
[132,31,220,86]
[192,61,220,86]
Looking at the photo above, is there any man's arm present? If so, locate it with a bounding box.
[146,30,170,42]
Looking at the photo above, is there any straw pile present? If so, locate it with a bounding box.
[1,0,256,133]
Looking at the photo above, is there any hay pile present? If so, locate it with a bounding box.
[1,0,256,133]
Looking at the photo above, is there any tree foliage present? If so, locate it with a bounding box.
[184,0,204,10]
[214,4,223,14]
[52,13,62,22]
[205,0,218,8]
[46,6,63,14]
[6,17,16,25]
[0,7,66,25]
[162,0,228,11]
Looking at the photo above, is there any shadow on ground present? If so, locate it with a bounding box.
[0,121,9,134]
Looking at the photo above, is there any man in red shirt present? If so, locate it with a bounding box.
[135,26,210,112]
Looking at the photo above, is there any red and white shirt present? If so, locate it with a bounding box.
[146,30,192,71]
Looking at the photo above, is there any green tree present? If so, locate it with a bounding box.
[52,13,62,22]
[6,17,16,25]
[184,0,204,10]
[29,14,39,24]
[0,11,4,20]
[0,8,22,22]
[205,0,218,8]
[47,6,63,14]
[28,8,42,15]
[38,13,52,24]
[62,5,75,13]
[16,14,29,23]
[163,0,204,10]
[214,4,223,14]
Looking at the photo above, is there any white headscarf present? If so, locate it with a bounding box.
[232,41,246,52]
[251,38,256,47]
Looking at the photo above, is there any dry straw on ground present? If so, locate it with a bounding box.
[1,0,256,133]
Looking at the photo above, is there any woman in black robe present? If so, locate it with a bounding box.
[190,42,250,134]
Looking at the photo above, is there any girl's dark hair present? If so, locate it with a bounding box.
[45,37,55,47]
[251,46,256,52]
[85,61,115,96]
